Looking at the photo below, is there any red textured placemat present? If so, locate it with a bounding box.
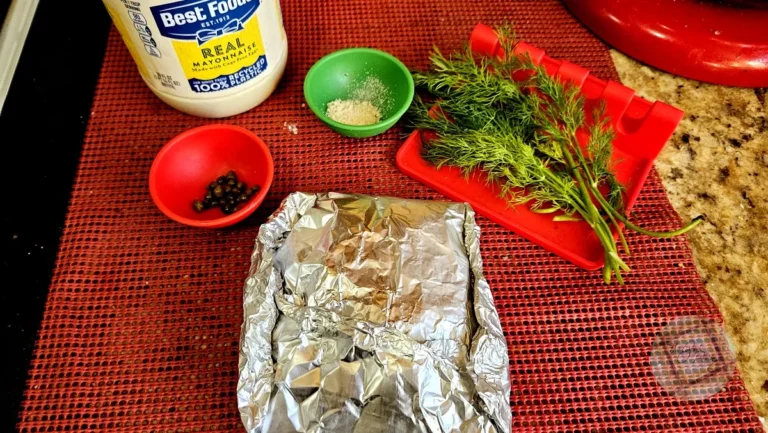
[17,1,763,432]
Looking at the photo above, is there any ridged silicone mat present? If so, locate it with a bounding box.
[16,0,763,432]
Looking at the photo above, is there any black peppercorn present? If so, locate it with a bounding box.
[192,200,205,213]
[246,185,261,196]
[192,171,257,215]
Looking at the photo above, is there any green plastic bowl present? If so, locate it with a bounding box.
[304,48,415,138]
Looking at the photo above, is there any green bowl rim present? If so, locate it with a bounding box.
[303,47,415,132]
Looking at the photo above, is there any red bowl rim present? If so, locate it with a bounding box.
[149,124,274,229]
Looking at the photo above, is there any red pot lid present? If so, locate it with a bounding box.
[563,0,768,88]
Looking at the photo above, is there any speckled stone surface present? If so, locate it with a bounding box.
[611,51,768,425]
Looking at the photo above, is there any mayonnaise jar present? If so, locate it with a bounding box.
[102,0,287,118]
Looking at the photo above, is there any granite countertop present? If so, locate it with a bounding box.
[611,52,768,426]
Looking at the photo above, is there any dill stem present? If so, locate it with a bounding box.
[541,169,586,209]
[567,136,630,255]
[560,141,624,283]
[565,133,701,239]
[589,186,704,238]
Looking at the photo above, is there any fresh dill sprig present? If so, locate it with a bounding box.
[408,24,702,284]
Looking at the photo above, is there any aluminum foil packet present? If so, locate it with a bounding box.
[237,192,511,433]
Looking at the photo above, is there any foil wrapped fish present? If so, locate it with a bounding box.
[237,192,510,433]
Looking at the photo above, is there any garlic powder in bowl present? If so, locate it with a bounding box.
[326,76,392,126]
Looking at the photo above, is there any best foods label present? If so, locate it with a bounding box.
[150,0,268,93]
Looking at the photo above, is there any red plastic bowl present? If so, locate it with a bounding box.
[149,125,274,228]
